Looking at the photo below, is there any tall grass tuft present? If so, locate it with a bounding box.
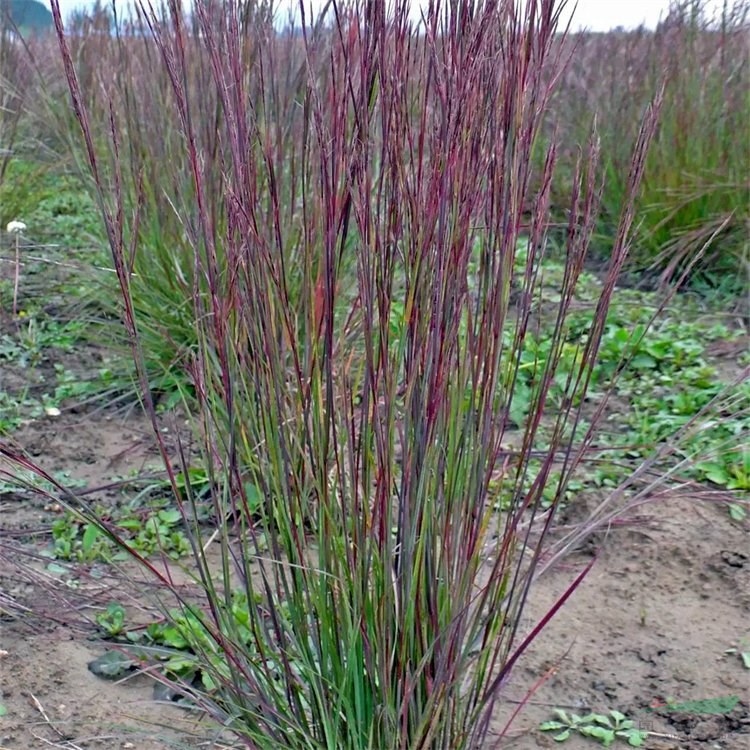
[552,0,749,287]
[0,14,22,186]
[41,0,661,747]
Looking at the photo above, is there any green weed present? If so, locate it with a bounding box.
[52,364,116,402]
[0,390,43,433]
[0,315,85,368]
[540,708,648,747]
[96,601,126,637]
[50,504,191,563]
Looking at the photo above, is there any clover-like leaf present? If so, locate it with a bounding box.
[88,649,134,679]
[540,721,568,731]
[619,728,647,747]
[590,713,614,727]
[580,725,616,746]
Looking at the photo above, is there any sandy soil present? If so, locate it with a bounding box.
[1,405,748,750]
[494,493,749,749]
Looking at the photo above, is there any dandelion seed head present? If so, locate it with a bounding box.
[6,220,26,233]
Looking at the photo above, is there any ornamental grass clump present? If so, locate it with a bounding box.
[40,0,661,747]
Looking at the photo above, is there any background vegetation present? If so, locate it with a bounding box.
[551,0,749,289]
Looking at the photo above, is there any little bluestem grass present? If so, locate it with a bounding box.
[13,1,663,747]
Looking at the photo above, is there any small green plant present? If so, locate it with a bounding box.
[50,506,191,563]
[540,709,648,747]
[0,390,44,434]
[727,503,748,522]
[96,602,126,637]
[0,316,85,369]
[51,516,110,562]
[52,364,116,403]
[125,592,278,695]
[117,509,191,559]
[697,450,750,492]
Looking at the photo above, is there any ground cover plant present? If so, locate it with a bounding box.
[540,708,649,746]
[0,0,747,748]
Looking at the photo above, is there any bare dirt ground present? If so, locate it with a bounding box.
[1,408,748,749]
[0,411,210,749]
[495,493,750,749]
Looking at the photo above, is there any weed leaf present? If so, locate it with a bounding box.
[87,650,134,679]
